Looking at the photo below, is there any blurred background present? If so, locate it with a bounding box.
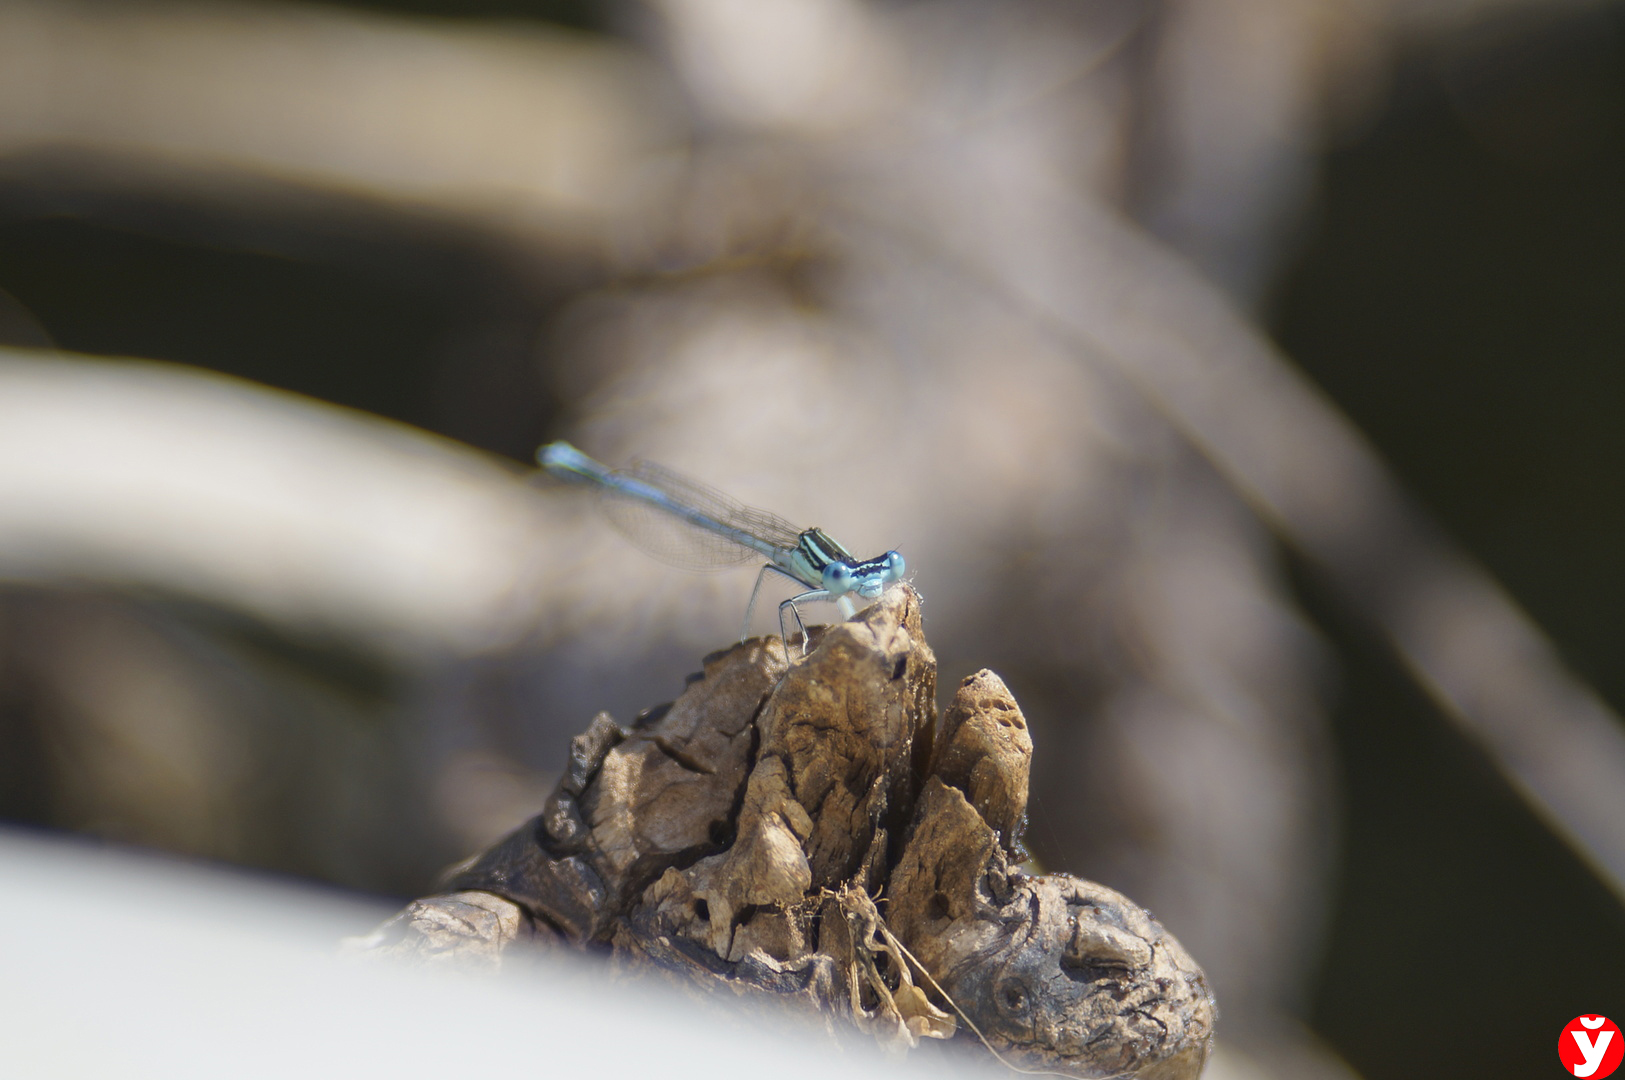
[1,1,1623,1078]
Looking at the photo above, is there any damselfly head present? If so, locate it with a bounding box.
[850,550,906,599]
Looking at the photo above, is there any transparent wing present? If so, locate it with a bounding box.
[596,458,805,572]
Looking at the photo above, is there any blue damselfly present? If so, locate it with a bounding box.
[538,441,906,649]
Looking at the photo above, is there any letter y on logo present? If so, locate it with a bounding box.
[1574,1029,1616,1077]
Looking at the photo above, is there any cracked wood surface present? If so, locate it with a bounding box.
[356,586,1214,1078]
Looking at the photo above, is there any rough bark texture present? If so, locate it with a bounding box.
[354,587,1215,1078]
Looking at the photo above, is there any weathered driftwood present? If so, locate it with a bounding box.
[354,587,1214,1078]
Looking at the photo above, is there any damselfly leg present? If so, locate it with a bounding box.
[744,563,836,654]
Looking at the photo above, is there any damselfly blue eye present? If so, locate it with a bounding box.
[822,562,855,595]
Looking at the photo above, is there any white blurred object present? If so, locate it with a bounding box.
[0,826,957,1080]
[0,349,551,657]
[653,0,903,131]
[0,0,679,239]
